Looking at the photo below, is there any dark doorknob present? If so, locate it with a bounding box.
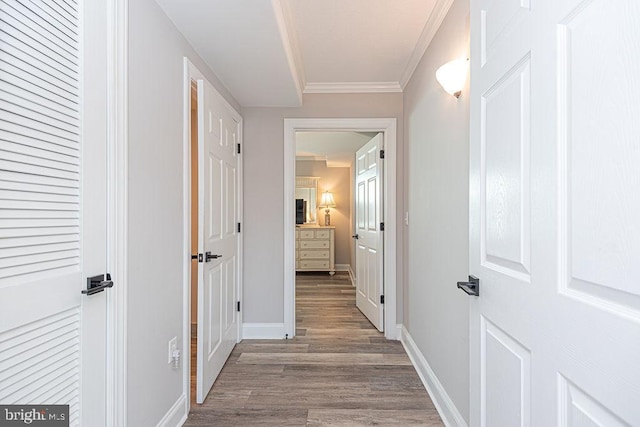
[351,234,359,239]
[457,275,479,296]
[205,251,222,262]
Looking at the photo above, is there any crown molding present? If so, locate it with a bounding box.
[399,0,455,90]
[304,81,403,94]
[272,0,304,106]
[296,156,327,162]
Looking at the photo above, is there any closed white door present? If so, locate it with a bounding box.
[354,133,384,331]
[0,0,109,425]
[196,79,240,403]
[469,1,640,425]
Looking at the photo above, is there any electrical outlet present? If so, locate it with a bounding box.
[168,337,178,365]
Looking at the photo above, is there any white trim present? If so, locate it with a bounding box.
[242,323,286,339]
[334,264,355,286]
[304,82,403,94]
[400,326,468,427]
[155,394,187,427]
[272,0,303,106]
[396,323,403,340]
[284,118,398,340]
[296,155,328,162]
[237,118,244,342]
[182,58,204,416]
[399,0,455,89]
[106,0,128,425]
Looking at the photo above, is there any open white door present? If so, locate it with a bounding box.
[469,1,640,425]
[196,79,240,403]
[354,133,384,331]
[0,1,109,425]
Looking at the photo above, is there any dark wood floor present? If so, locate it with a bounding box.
[185,272,443,426]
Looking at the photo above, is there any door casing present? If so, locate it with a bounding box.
[283,118,397,339]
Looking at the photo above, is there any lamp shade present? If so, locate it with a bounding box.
[319,191,336,208]
[435,58,469,98]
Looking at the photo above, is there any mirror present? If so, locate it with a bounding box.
[295,176,319,224]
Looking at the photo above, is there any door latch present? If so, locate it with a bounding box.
[205,252,222,262]
[457,275,480,296]
[82,273,114,296]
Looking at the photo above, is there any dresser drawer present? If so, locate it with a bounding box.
[299,230,315,239]
[300,240,329,249]
[315,230,331,239]
[299,260,330,269]
[299,250,330,259]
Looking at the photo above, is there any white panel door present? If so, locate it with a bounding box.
[0,1,108,425]
[469,1,640,425]
[354,133,383,331]
[196,79,239,404]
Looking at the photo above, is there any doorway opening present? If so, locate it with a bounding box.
[189,79,199,405]
[294,131,381,332]
[183,58,244,410]
[284,118,398,340]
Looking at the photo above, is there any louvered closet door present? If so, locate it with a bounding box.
[0,1,108,425]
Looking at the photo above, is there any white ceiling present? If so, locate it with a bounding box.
[156,0,453,107]
[296,132,376,168]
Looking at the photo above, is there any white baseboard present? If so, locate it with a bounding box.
[242,323,286,339]
[156,393,187,427]
[335,264,355,286]
[399,325,467,427]
[395,323,403,341]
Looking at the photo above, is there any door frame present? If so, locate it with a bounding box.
[182,58,244,411]
[105,0,128,424]
[283,118,397,339]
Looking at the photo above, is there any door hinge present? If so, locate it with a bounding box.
[380,149,385,159]
[380,222,385,231]
[237,222,241,233]
[237,301,241,312]
[380,295,385,304]
[237,143,241,154]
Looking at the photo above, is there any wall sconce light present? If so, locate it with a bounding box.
[435,58,469,98]
[318,191,336,226]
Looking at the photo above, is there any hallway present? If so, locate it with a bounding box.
[185,273,443,426]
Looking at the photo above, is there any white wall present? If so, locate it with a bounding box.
[127,0,239,424]
[403,0,470,422]
[242,94,404,324]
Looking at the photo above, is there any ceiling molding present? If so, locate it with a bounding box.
[272,0,304,105]
[303,82,402,94]
[295,156,327,162]
[399,0,455,90]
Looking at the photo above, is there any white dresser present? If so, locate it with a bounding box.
[295,226,335,275]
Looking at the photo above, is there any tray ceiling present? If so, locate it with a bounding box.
[156,0,453,107]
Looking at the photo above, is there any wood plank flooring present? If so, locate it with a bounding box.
[185,272,443,426]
